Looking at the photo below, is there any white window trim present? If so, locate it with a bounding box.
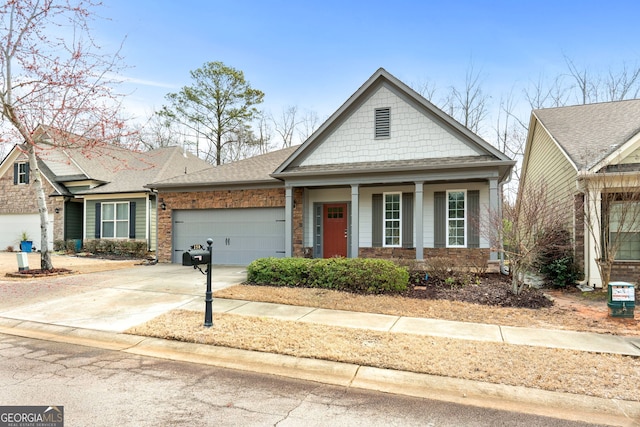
[101,201,130,239]
[17,162,28,184]
[446,189,467,248]
[383,192,402,248]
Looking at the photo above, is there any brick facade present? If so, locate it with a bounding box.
[0,153,64,246]
[156,188,286,262]
[359,247,490,268]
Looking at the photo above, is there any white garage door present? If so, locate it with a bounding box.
[0,214,54,251]
[172,208,286,265]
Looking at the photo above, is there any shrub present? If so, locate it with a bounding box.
[536,227,579,287]
[246,257,409,294]
[83,239,148,258]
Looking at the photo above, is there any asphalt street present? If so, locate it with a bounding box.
[0,333,605,427]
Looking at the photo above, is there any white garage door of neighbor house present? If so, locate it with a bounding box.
[0,213,54,251]
[172,208,286,265]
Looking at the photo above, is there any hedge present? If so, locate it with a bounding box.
[247,257,409,294]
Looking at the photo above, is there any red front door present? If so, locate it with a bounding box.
[323,203,348,258]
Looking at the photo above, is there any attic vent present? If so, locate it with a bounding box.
[375,107,390,138]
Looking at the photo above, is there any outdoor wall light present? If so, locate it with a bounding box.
[54,207,60,214]
[160,202,167,210]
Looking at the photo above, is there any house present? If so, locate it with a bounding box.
[0,127,211,252]
[520,99,640,287]
[148,68,515,266]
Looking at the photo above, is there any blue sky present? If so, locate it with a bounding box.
[96,0,640,136]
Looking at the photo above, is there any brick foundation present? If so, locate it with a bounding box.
[610,262,640,284]
[358,247,490,268]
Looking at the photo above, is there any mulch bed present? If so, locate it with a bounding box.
[5,268,74,278]
[405,273,554,309]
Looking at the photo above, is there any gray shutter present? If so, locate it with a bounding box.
[402,193,413,248]
[468,190,480,248]
[24,162,29,184]
[129,202,136,238]
[434,192,446,248]
[94,203,101,238]
[372,194,383,247]
[13,163,18,185]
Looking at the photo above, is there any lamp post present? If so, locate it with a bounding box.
[204,238,213,327]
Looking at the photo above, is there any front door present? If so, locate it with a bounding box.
[323,203,348,258]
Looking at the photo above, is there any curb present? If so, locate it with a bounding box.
[1,317,639,426]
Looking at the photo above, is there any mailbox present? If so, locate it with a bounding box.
[182,249,211,266]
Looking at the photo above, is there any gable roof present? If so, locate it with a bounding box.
[273,68,513,180]
[532,99,640,171]
[147,146,299,190]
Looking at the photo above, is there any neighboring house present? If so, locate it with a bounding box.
[520,99,640,287]
[148,68,515,266]
[0,126,211,252]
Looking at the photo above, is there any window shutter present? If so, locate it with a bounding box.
[468,190,480,248]
[372,194,383,247]
[94,203,101,238]
[402,193,413,248]
[24,162,29,184]
[434,192,446,248]
[13,163,18,185]
[375,108,390,138]
[129,202,136,238]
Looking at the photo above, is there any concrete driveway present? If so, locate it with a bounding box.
[0,262,247,332]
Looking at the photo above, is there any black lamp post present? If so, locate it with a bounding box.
[204,238,213,327]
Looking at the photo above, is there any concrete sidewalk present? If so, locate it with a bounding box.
[1,263,639,425]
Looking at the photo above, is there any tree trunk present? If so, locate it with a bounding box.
[27,146,53,270]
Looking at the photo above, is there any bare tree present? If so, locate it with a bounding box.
[271,105,300,148]
[297,109,320,142]
[0,1,128,270]
[578,170,640,290]
[604,62,640,101]
[486,180,573,294]
[446,62,490,134]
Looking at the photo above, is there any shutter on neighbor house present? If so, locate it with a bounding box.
[467,190,480,248]
[24,163,29,184]
[94,203,101,238]
[372,194,383,247]
[434,191,446,248]
[129,202,136,239]
[402,193,413,248]
[13,163,17,185]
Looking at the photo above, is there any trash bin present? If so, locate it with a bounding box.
[607,282,635,318]
[16,252,29,271]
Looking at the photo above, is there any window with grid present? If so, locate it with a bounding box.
[609,200,640,260]
[384,193,401,246]
[17,162,28,184]
[447,190,466,247]
[375,107,390,138]
[102,202,130,239]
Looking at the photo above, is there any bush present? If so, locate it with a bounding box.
[536,227,579,287]
[83,239,148,258]
[246,257,409,294]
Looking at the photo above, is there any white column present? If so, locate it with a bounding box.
[285,186,293,257]
[351,184,359,258]
[586,188,603,287]
[489,178,499,261]
[414,182,424,260]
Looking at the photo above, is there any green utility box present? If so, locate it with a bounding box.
[607,282,635,318]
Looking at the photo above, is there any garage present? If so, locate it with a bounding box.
[0,213,53,251]
[172,207,286,265]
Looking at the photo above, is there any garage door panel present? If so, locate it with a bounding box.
[172,208,285,265]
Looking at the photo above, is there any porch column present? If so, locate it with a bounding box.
[586,188,603,287]
[285,185,293,257]
[414,181,424,261]
[351,184,359,258]
[488,178,499,261]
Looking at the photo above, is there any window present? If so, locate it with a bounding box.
[375,107,390,138]
[101,202,130,239]
[447,190,466,247]
[384,193,401,246]
[609,200,640,260]
[14,162,29,184]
